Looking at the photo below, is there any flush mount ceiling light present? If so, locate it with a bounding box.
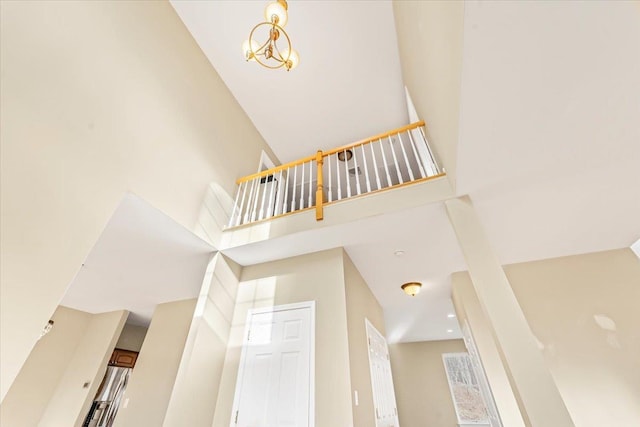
[401,282,422,297]
[242,0,300,71]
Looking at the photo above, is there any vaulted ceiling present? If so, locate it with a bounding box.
[169,1,640,342]
[170,0,408,163]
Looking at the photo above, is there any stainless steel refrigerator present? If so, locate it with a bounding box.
[83,366,131,427]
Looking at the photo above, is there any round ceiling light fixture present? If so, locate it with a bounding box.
[401,281,422,297]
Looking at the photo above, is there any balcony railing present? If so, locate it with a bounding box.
[227,121,444,228]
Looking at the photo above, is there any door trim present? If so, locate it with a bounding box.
[257,150,276,172]
[231,301,316,427]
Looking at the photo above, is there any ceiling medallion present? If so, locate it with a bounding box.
[242,0,300,71]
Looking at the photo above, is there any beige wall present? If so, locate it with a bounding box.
[115,324,148,353]
[503,248,640,426]
[0,306,92,427]
[40,309,128,427]
[393,0,465,190]
[343,251,385,427]
[114,299,197,427]
[390,339,467,427]
[454,248,640,426]
[164,254,241,427]
[212,248,354,427]
[0,0,275,398]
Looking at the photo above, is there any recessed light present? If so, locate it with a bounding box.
[447,313,456,318]
[394,250,405,257]
[447,329,453,333]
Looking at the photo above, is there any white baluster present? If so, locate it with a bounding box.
[360,144,372,193]
[328,153,333,202]
[388,136,403,184]
[231,181,245,227]
[274,170,284,216]
[234,181,247,226]
[259,174,269,220]
[272,173,280,217]
[353,146,362,195]
[335,153,342,200]
[419,126,440,174]
[378,138,393,188]
[267,171,277,218]
[244,178,257,224]
[300,161,305,209]
[250,177,261,222]
[228,182,240,227]
[291,164,298,211]
[405,130,426,179]
[396,132,415,181]
[308,160,313,208]
[369,142,382,190]
[344,149,351,198]
[282,168,290,214]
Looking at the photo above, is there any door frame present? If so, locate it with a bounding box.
[257,150,276,172]
[230,301,316,427]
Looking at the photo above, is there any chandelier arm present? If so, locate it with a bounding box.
[254,38,272,56]
[273,44,286,62]
[272,26,292,67]
[249,24,271,56]
[267,43,285,63]
[254,51,285,69]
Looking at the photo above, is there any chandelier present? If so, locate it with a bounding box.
[242,0,300,71]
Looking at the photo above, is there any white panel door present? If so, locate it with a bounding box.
[232,302,314,427]
[366,319,400,427]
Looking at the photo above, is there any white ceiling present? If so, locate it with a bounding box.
[61,194,214,326]
[343,203,467,342]
[170,0,408,163]
[456,1,640,265]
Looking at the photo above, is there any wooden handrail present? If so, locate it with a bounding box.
[237,153,317,184]
[236,121,426,184]
[322,121,425,157]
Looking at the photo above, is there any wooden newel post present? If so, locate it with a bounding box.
[315,150,324,221]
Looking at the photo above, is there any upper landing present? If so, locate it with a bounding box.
[214,121,454,266]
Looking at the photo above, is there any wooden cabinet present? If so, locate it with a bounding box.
[109,348,138,368]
